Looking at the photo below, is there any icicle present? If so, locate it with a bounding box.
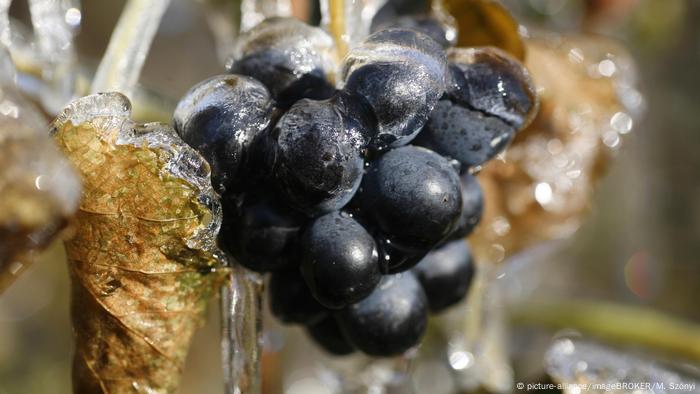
[221,265,264,394]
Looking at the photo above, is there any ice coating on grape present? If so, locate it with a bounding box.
[448,46,537,130]
[415,99,515,169]
[372,15,456,48]
[270,98,365,216]
[173,74,273,194]
[229,17,337,107]
[341,28,448,149]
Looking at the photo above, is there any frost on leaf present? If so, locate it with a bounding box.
[51,92,227,393]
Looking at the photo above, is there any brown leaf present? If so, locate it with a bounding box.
[51,93,227,393]
[0,86,80,293]
[470,34,641,262]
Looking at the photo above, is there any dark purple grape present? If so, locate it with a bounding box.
[173,74,273,193]
[307,316,356,356]
[360,145,462,250]
[229,17,337,107]
[415,99,515,169]
[452,172,483,239]
[301,212,380,309]
[412,240,475,313]
[336,273,428,357]
[270,98,366,216]
[341,29,448,150]
[268,269,327,325]
[447,47,537,130]
[219,194,305,272]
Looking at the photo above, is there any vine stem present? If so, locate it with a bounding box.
[510,299,700,363]
[90,0,170,97]
[327,0,347,60]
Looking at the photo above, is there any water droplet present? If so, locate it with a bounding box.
[602,130,620,148]
[448,350,474,371]
[597,59,616,77]
[534,182,553,205]
[64,8,82,27]
[547,138,563,155]
[568,48,584,64]
[610,111,633,134]
[492,216,511,236]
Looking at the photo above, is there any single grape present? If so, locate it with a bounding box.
[415,99,515,169]
[219,194,305,272]
[229,17,337,107]
[301,211,380,309]
[173,74,273,193]
[269,268,327,325]
[270,98,366,216]
[306,316,356,356]
[447,46,537,130]
[452,172,483,239]
[360,145,462,250]
[372,15,456,48]
[341,29,448,150]
[412,240,475,313]
[335,273,428,357]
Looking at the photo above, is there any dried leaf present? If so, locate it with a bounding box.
[51,92,227,393]
[470,34,641,262]
[0,85,80,293]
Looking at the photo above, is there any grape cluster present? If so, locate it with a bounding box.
[174,16,535,357]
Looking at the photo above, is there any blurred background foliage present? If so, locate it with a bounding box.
[0,0,698,393]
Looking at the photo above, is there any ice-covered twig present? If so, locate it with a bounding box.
[28,0,80,113]
[221,265,264,394]
[511,299,700,363]
[90,0,170,98]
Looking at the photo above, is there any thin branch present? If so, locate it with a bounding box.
[511,299,700,363]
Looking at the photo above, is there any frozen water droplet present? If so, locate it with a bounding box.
[230,18,337,105]
[534,182,553,205]
[610,111,633,134]
[597,59,616,77]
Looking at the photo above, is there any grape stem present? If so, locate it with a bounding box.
[510,299,700,363]
[327,0,347,60]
